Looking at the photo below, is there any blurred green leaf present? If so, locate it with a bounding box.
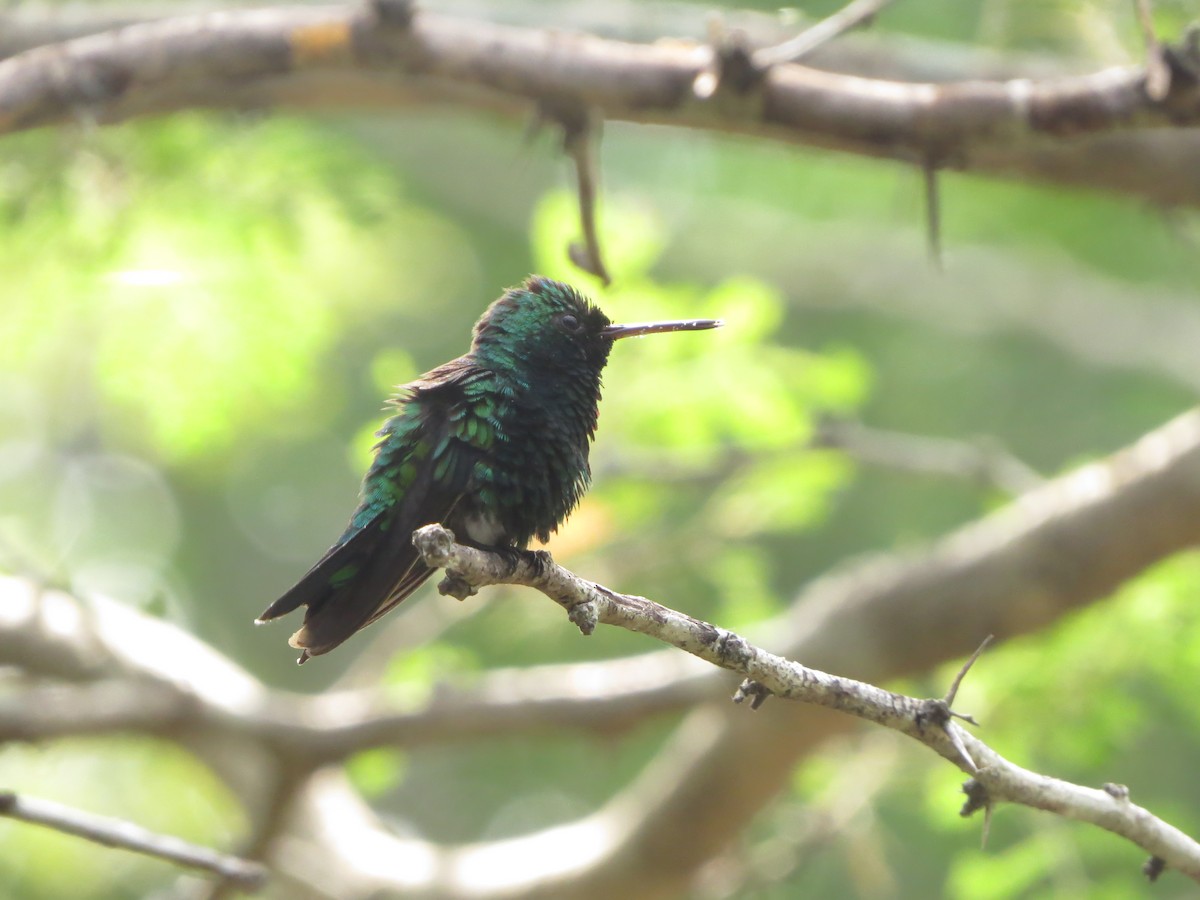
[0,116,477,466]
[383,641,481,705]
[346,747,409,799]
[946,832,1060,900]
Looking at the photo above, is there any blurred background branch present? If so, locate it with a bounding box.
[811,417,1044,494]
[1,2,1199,204]
[0,791,268,891]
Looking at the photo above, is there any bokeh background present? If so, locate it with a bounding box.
[2,0,1200,897]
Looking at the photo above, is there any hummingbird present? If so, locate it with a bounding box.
[256,276,721,663]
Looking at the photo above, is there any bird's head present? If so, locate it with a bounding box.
[472,276,721,379]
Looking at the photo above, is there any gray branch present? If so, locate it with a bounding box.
[412,522,1200,882]
[0,630,719,760]
[0,790,268,890]
[0,3,1198,205]
[812,417,1044,495]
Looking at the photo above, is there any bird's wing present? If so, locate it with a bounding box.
[256,361,491,662]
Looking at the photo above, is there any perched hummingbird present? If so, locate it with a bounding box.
[256,276,721,663]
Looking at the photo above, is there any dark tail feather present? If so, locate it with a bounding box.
[256,516,434,663]
[287,558,434,662]
[255,534,365,624]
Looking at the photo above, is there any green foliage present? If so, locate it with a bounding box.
[383,641,482,705]
[0,116,474,466]
[346,747,409,799]
[956,554,1200,778]
[532,190,866,516]
[859,554,1200,898]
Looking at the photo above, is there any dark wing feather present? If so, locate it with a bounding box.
[256,359,485,662]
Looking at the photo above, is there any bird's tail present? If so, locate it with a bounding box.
[256,518,432,663]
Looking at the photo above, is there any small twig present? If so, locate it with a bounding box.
[1135,0,1171,101]
[367,0,413,28]
[812,418,1043,496]
[961,779,995,849]
[753,0,898,68]
[733,678,771,709]
[944,634,994,711]
[0,791,268,891]
[923,158,943,269]
[203,765,308,900]
[559,108,611,286]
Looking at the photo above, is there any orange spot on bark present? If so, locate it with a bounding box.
[291,21,352,65]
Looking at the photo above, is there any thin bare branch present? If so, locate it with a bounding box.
[0,791,268,890]
[753,0,898,68]
[812,418,1044,495]
[0,680,190,743]
[412,522,1200,882]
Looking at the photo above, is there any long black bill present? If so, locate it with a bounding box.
[602,318,723,339]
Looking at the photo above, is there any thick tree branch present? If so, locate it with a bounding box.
[0,790,268,890]
[0,0,1106,83]
[1,4,1199,205]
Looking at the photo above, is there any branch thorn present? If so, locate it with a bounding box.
[437,571,477,601]
[1144,855,1166,882]
[733,678,771,709]
[923,158,943,270]
[557,106,611,285]
[944,634,993,710]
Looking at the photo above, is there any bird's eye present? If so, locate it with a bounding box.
[559,314,582,333]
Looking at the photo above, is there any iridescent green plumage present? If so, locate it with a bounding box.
[256,276,720,663]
